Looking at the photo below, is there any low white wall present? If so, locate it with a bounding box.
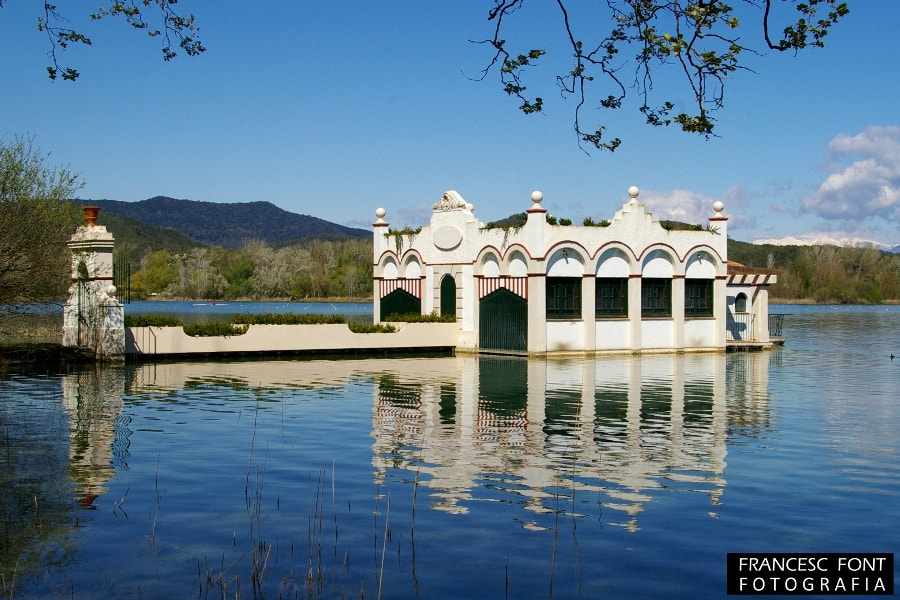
[641,319,674,350]
[546,320,584,353]
[684,318,718,350]
[126,322,459,356]
[595,319,631,351]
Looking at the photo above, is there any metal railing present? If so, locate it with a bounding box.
[769,313,788,338]
[727,312,754,341]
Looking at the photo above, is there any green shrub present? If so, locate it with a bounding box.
[230,313,346,325]
[182,322,249,337]
[348,322,396,333]
[124,314,183,327]
[853,281,883,304]
[383,312,455,323]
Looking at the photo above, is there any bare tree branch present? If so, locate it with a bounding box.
[34,1,205,81]
[477,0,849,152]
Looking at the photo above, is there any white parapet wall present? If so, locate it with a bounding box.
[125,322,460,357]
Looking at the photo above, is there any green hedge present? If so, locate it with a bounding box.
[181,322,249,337]
[125,312,410,336]
[230,312,346,325]
[348,322,396,333]
[124,314,183,327]
[383,312,456,323]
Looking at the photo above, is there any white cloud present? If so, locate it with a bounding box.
[637,189,713,223]
[801,125,900,222]
[637,186,749,227]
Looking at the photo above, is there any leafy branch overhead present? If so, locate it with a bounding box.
[31,0,205,81]
[12,1,847,150]
[476,0,849,152]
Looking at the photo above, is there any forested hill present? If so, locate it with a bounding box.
[80,197,369,249]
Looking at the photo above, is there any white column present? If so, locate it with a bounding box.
[629,275,642,351]
[582,275,596,352]
[672,276,685,350]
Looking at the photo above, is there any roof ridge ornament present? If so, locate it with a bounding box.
[433,190,467,212]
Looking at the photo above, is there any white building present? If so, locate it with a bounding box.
[373,186,779,355]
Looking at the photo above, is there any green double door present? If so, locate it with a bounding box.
[479,288,527,352]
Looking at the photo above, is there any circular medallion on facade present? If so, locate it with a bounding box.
[433,225,462,250]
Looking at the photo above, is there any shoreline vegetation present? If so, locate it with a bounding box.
[110,235,898,306]
[771,298,899,305]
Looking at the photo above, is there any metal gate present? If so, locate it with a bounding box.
[380,288,421,319]
[479,288,527,352]
[113,251,131,303]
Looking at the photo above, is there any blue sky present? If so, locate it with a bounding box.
[2,1,898,247]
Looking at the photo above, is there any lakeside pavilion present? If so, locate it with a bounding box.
[373,186,778,355]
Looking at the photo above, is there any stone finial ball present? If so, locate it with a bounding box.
[375,208,386,219]
[466,203,474,212]
[531,190,543,203]
[107,285,117,296]
[628,185,640,199]
[712,200,725,213]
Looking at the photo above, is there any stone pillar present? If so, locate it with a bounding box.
[672,275,685,350]
[628,274,642,351]
[582,274,596,352]
[714,275,728,348]
[372,208,390,323]
[62,206,125,361]
[525,191,548,355]
[756,286,771,343]
[709,200,730,349]
[527,272,547,354]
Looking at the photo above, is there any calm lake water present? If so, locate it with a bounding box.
[1,305,898,599]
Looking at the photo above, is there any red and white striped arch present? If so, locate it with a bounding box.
[477,276,528,300]
[379,278,422,299]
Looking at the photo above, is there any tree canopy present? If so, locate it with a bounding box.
[0,136,82,310]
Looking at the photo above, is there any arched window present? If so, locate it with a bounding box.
[405,256,422,279]
[481,253,501,278]
[547,248,584,319]
[735,293,748,313]
[684,251,716,317]
[641,249,674,318]
[596,248,630,318]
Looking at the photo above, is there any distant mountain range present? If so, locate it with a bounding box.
[752,235,900,254]
[78,198,900,273]
[80,196,369,250]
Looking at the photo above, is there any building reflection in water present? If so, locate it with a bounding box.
[60,367,131,508]
[4,351,774,596]
[372,352,773,531]
[120,352,773,532]
[0,366,129,587]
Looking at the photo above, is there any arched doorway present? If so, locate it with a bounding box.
[440,274,456,318]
